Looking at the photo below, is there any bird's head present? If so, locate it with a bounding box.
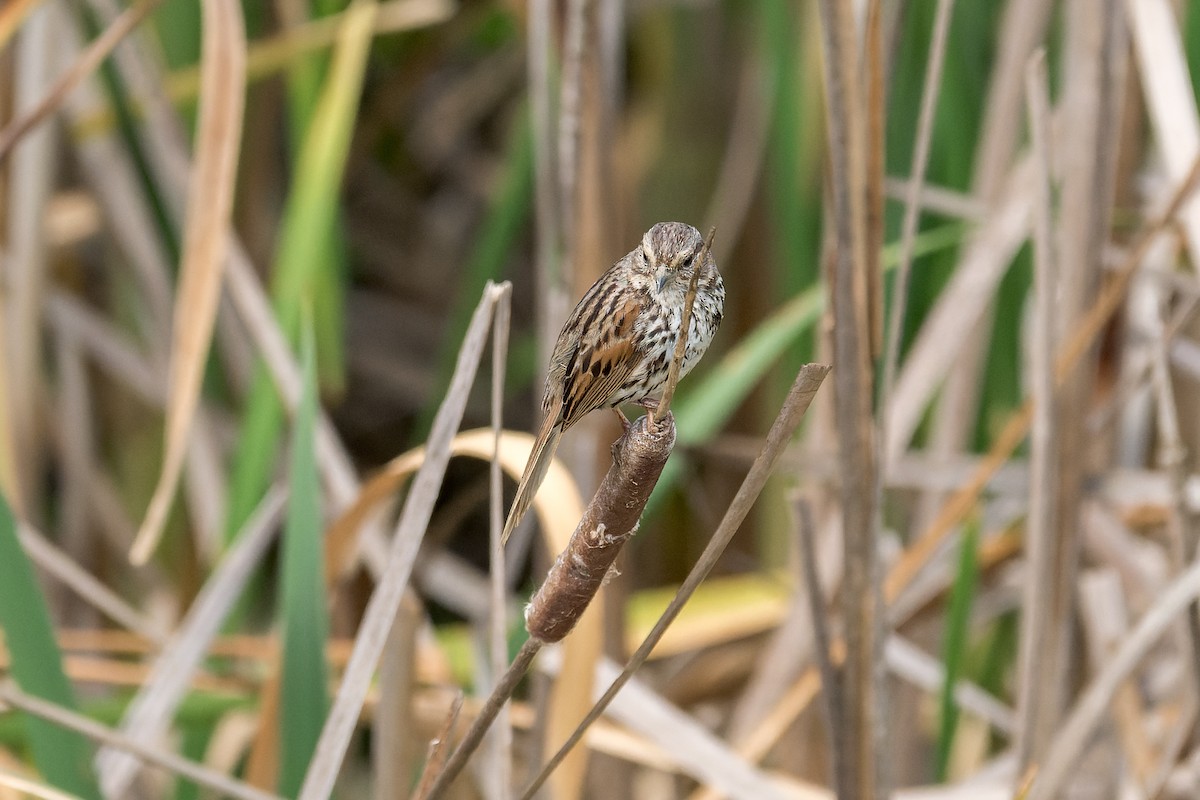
[640,222,707,294]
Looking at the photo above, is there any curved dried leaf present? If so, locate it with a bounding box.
[130,0,246,564]
[324,427,595,796]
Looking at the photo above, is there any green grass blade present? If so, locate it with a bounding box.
[152,0,201,70]
[225,375,287,547]
[270,1,374,348]
[643,288,821,518]
[1189,0,1200,105]
[277,322,330,796]
[760,0,823,364]
[173,721,213,800]
[0,499,102,799]
[283,0,352,393]
[678,289,824,447]
[73,0,180,263]
[224,2,377,545]
[935,517,980,782]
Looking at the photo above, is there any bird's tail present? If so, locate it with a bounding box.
[501,415,562,546]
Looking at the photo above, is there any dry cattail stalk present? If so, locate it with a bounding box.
[525,412,674,642]
[419,413,675,800]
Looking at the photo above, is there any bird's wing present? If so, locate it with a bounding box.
[559,294,643,430]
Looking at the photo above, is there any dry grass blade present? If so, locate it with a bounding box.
[816,0,880,790]
[1026,1,1122,766]
[794,495,843,791]
[1014,47,1058,771]
[1026,557,1200,800]
[0,0,42,51]
[882,179,985,220]
[8,5,57,517]
[410,694,464,799]
[1127,0,1200,269]
[0,0,161,163]
[0,768,84,800]
[53,312,94,571]
[880,0,957,425]
[324,428,584,586]
[162,0,456,103]
[46,291,164,405]
[722,153,1200,779]
[650,227,713,428]
[1076,571,1153,783]
[224,245,363,514]
[17,525,163,641]
[538,650,794,800]
[0,682,283,800]
[487,286,513,793]
[886,151,1200,601]
[556,0,585,258]
[420,639,542,800]
[375,595,422,797]
[883,637,1014,734]
[98,488,286,797]
[863,0,885,358]
[519,364,830,800]
[885,156,1033,462]
[0,264,21,511]
[297,282,508,800]
[130,0,246,565]
[527,0,566,381]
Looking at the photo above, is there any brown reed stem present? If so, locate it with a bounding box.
[793,495,844,794]
[419,649,542,800]
[420,412,676,799]
[409,694,463,800]
[526,414,674,641]
[519,363,831,800]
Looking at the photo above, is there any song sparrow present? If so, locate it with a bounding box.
[501,221,725,544]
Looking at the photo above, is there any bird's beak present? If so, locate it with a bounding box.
[656,271,667,292]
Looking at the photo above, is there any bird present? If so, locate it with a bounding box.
[501,221,725,545]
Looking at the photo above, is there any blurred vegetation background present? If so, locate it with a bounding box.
[3,0,1200,798]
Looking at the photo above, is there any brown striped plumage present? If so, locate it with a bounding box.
[501,222,724,544]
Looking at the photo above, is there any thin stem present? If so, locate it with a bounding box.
[409,694,463,800]
[419,639,543,800]
[1014,46,1059,771]
[793,496,844,794]
[650,227,714,428]
[0,0,163,163]
[488,285,513,795]
[878,0,957,432]
[518,364,830,800]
